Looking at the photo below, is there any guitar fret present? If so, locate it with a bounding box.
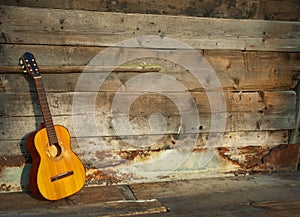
[48,134,57,139]
[34,77,58,144]
[47,130,56,134]
[47,132,56,136]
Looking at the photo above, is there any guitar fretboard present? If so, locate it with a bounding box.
[34,77,58,145]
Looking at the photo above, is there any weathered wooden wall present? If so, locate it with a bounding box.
[0,1,300,191]
[1,0,300,21]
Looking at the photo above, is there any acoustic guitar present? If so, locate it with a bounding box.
[19,52,85,201]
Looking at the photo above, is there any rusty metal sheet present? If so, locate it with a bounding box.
[217,144,300,174]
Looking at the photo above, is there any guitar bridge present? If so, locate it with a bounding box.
[50,170,74,182]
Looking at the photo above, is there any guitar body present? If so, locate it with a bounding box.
[27,125,85,201]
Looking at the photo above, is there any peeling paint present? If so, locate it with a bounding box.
[118,149,162,161]
[0,144,299,192]
[217,146,271,169]
[86,168,121,186]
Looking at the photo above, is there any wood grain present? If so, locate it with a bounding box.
[30,125,85,200]
[0,130,290,158]
[0,184,167,216]
[0,91,295,115]
[1,0,299,21]
[1,44,300,68]
[0,68,298,93]
[0,111,295,140]
[1,6,300,51]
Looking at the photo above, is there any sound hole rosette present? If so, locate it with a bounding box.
[46,142,64,161]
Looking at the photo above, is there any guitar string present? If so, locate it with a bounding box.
[35,77,58,145]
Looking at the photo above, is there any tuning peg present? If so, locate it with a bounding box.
[19,59,23,65]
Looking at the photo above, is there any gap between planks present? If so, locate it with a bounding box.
[0,65,162,74]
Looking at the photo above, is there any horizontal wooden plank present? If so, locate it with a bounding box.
[0,130,290,158]
[1,0,299,21]
[0,185,128,206]
[1,45,299,91]
[0,91,296,117]
[1,72,297,93]
[0,109,295,141]
[0,91,296,138]
[0,186,167,215]
[2,44,300,70]
[130,174,300,206]
[1,6,300,51]
[251,200,300,211]
[0,68,298,93]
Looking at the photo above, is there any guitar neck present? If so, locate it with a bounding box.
[33,77,58,145]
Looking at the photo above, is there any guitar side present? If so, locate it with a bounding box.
[26,130,44,200]
[30,125,85,201]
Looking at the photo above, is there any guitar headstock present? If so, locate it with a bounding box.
[19,52,41,78]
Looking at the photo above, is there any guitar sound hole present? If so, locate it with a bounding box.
[48,142,62,158]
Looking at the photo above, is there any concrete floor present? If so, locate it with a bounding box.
[1,172,299,216]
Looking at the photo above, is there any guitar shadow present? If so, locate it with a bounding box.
[20,74,42,197]
[20,133,33,193]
